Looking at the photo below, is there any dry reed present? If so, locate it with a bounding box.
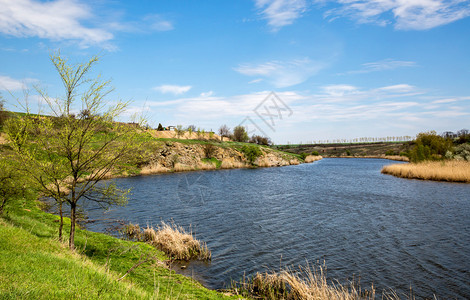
[233,263,383,300]
[381,160,470,183]
[304,155,323,163]
[143,221,211,261]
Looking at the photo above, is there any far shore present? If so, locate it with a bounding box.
[381,160,470,183]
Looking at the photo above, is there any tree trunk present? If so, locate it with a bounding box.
[0,197,5,215]
[58,201,63,242]
[69,202,76,250]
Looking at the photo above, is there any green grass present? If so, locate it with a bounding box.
[201,157,222,169]
[0,197,235,299]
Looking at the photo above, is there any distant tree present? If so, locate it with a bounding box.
[175,125,185,138]
[157,123,164,131]
[249,135,272,146]
[233,125,249,142]
[457,129,470,144]
[218,124,231,141]
[187,125,195,137]
[5,52,138,249]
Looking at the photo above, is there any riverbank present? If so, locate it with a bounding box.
[0,198,235,299]
[381,160,470,183]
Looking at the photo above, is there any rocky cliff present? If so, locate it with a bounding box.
[140,141,304,175]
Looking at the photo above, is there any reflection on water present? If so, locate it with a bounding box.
[84,158,470,299]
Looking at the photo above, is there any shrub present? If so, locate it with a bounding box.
[250,135,272,146]
[233,126,249,142]
[156,123,164,131]
[311,151,319,156]
[299,152,308,160]
[241,145,262,165]
[204,143,217,158]
[385,150,396,156]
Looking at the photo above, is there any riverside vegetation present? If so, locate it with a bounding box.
[381,131,470,182]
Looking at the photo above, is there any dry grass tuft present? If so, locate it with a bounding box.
[304,155,323,163]
[140,163,170,175]
[143,221,211,261]
[233,263,381,300]
[121,223,142,240]
[381,160,470,183]
[221,159,246,169]
[173,163,195,172]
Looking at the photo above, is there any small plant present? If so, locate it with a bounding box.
[311,151,320,156]
[346,149,352,156]
[299,152,308,160]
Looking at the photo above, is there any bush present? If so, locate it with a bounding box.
[299,152,308,160]
[409,131,453,162]
[204,143,217,158]
[241,145,262,165]
[385,150,396,156]
[156,123,164,131]
[311,151,319,156]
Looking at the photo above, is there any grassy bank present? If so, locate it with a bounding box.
[381,160,470,183]
[0,198,234,299]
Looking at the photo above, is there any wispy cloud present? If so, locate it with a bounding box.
[321,0,470,30]
[0,0,114,47]
[153,84,192,95]
[108,14,174,33]
[255,0,307,30]
[341,59,417,75]
[235,58,325,88]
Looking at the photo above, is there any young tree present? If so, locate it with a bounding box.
[5,52,139,249]
[233,125,248,142]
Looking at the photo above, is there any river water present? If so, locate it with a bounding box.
[84,158,470,299]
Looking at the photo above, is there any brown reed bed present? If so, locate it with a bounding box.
[304,155,323,163]
[381,160,470,183]
[231,262,408,300]
[122,221,211,261]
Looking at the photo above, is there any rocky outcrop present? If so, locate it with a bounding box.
[140,141,303,175]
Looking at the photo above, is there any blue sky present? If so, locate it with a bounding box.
[1,0,469,144]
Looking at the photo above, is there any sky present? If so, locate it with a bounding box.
[1,0,469,144]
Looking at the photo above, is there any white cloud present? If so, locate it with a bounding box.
[255,0,307,30]
[322,0,470,30]
[200,91,214,97]
[143,14,174,31]
[0,0,113,47]
[153,84,192,95]
[235,58,325,88]
[0,75,26,91]
[0,75,39,91]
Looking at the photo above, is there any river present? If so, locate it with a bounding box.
[84,158,470,299]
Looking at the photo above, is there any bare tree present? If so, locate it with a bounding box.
[218,124,231,141]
